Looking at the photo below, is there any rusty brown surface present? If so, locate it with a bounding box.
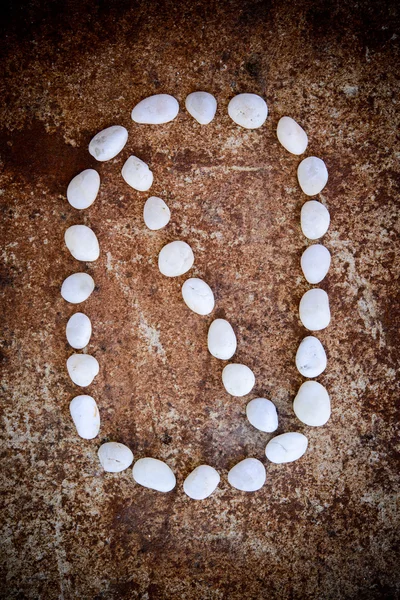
[0,0,399,598]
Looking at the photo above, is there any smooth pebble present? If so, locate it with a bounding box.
[228,93,268,129]
[293,381,331,426]
[228,458,266,492]
[131,94,179,124]
[297,156,328,196]
[67,169,100,210]
[301,244,331,283]
[64,225,100,262]
[265,432,308,464]
[295,336,327,378]
[185,91,217,125]
[182,278,215,315]
[183,465,220,500]
[67,353,99,387]
[222,363,255,397]
[276,116,308,155]
[89,125,128,162]
[69,395,100,439]
[143,196,171,230]
[61,273,95,304]
[98,442,134,473]
[299,288,331,331]
[66,312,92,349]
[301,200,330,240]
[132,458,176,492]
[207,319,237,360]
[121,156,153,191]
[246,398,278,432]
[158,241,194,277]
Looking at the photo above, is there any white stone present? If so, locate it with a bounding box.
[98,442,133,473]
[182,278,215,315]
[185,92,217,125]
[293,381,331,426]
[61,273,95,304]
[297,156,328,196]
[265,432,308,464]
[246,398,278,432]
[158,241,194,277]
[121,156,153,192]
[132,458,176,492]
[228,458,266,492]
[299,288,331,331]
[301,244,331,283]
[88,125,128,162]
[228,93,268,129]
[64,225,100,262]
[222,363,255,397]
[207,319,237,360]
[143,196,170,230]
[66,312,92,349]
[69,395,100,439]
[276,116,308,155]
[295,336,327,378]
[67,353,99,387]
[67,169,100,210]
[183,465,220,500]
[301,201,330,240]
[131,94,179,124]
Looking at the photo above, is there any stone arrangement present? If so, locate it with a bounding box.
[62,92,331,499]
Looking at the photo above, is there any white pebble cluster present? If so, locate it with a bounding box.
[62,91,332,499]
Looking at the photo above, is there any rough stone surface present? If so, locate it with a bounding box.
[1,1,399,598]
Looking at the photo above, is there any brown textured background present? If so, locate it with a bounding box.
[1,0,399,598]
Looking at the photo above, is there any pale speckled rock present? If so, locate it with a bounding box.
[207,319,237,360]
[183,465,220,500]
[64,225,100,262]
[121,156,153,191]
[98,442,133,473]
[295,336,327,378]
[88,125,128,162]
[158,241,194,277]
[67,169,100,210]
[185,91,217,125]
[228,93,268,129]
[293,381,331,426]
[131,94,179,124]
[246,398,278,432]
[69,395,100,439]
[299,288,331,331]
[143,196,171,230]
[132,458,176,492]
[276,116,308,155]
[222,363,255,397]
[66,353,99,387]
[61,273,95,304]
[182,278,215,315]
[265,432,308,464]
[66,312,92,349]
[297,156,328,196]
[301,244,331,283]
[301,201,330,240]
[228,458,266,492]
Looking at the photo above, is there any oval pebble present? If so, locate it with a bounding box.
[299,288,331,331]
[98,442,133,473]
[301,201,330,240]
[185,91,217,125]
[182,278,215,315]
[89,125,128,162]
[228,458,266,492]
[183,465,220,500]
[246,398,278,432]
[207,319,237,360]
[67,169,100,210]
[64,225,100,262]
[301,244,331,283]
[143,196,171,230]
[61,273,95,304]
[67,353,99,387]
[121,156,153,192]
[69,395,100,439]
[132,458,176,492]
[66,312,92,349]
[222,363,255,397]
[297,156,328,196]
[293,381,331,427]
[158,241,194,277]
[228,93,268,129]
[295,336,327,378]
[265,432,308,464]
[276,116,308,155]
[131,94,179,124]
